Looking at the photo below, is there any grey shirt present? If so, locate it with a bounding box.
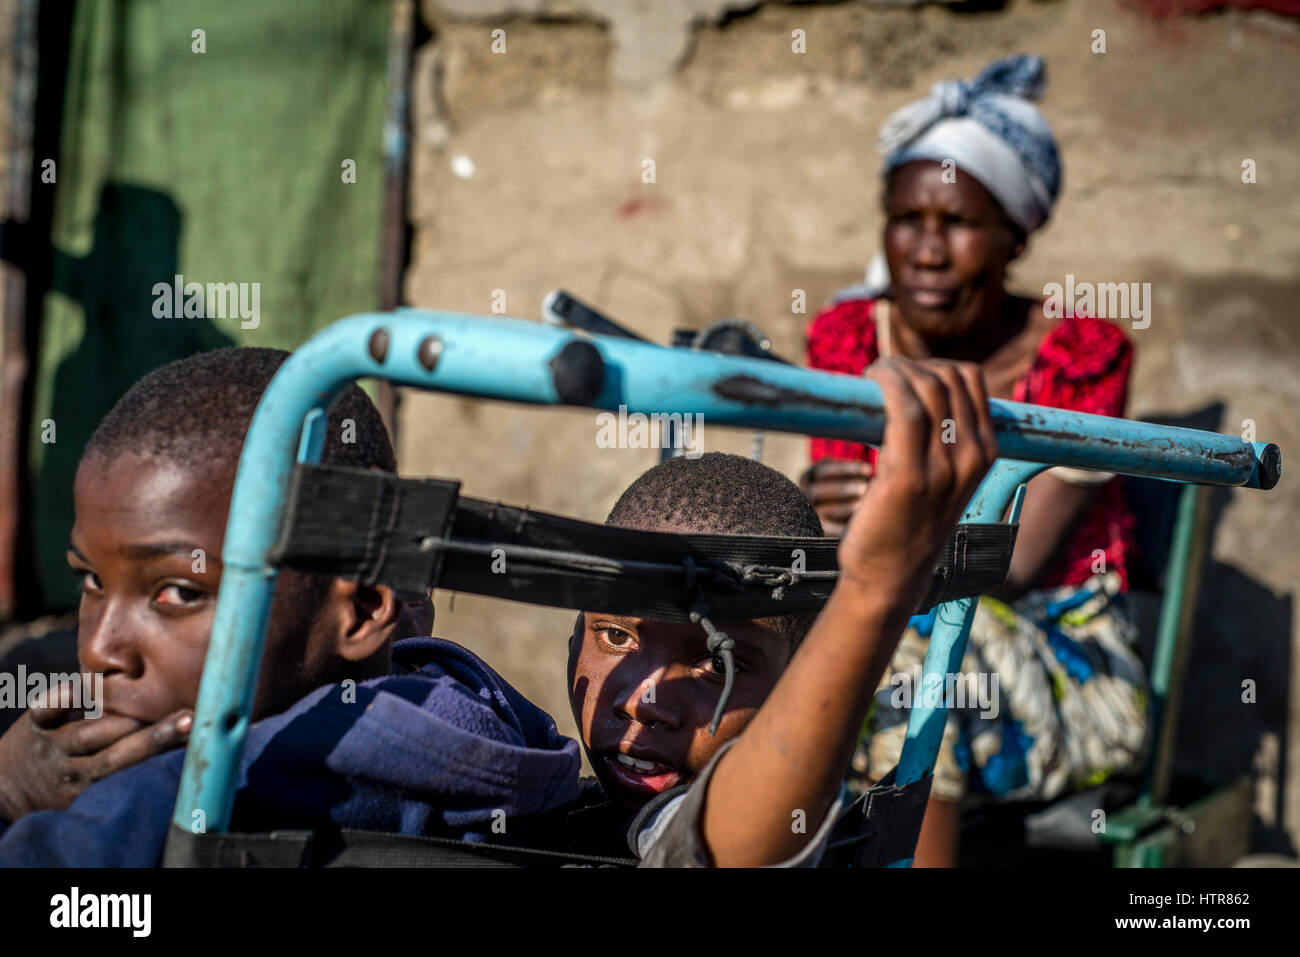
[635,739,848,868]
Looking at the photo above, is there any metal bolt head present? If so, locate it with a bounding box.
[418,336,443,372]
[368,328,389,363]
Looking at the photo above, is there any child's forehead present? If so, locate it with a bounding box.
[73,452,234,543]
[78,450,234,493]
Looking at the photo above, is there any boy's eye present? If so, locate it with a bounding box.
[70,568,102,593]
[155,583,205,606]
[700,654,740,676]
[594,626,636,652]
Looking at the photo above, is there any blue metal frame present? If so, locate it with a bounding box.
[167,310,1281,857]
[887,460,1045,866]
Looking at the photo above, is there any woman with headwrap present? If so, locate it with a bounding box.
[803,55,1149,867]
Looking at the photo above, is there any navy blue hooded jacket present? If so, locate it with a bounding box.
[0,637,582,866]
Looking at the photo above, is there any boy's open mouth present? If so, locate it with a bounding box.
[601,750,682,798]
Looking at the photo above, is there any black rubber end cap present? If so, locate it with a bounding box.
[1257,443,1282,490]
[550,339,605,406]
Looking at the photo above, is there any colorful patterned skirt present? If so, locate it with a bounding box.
[854,571,1151,803]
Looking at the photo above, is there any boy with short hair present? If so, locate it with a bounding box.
[558,357,996,866]
[0,348,581,863]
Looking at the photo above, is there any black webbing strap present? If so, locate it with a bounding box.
[271,462,461,602]
[161,823,637,869]
[162,774,931,868]
[824,769,935,868]
[270,464,1018,621]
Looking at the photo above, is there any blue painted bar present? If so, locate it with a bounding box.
[377,311,1275,489]
[895,462,1047,786]
[886,461,1047,868]
[169,312,1281,837]
[172,313,601,832]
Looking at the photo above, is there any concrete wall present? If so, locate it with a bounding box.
[399,0,1300,852]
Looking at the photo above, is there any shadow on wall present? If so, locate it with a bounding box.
[1180,510,1294,856]
[1195,552,1295,855]
[1156,264,1300,856]
[1129,403,1294,857]
[35,183,237,606]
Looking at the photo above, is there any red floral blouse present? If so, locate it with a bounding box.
[806,298,1138,591]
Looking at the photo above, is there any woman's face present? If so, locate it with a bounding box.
[883,160,1025,341]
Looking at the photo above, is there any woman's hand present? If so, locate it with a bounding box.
[802,460,873,536]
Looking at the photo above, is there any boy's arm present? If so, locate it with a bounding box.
[698,358,998,867]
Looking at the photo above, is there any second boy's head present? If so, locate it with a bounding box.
[568,452,823,811]
[69,348,402,725]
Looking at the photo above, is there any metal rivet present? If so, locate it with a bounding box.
[549,339,605,406]
[368,328,389,363]
[417,336,443,371]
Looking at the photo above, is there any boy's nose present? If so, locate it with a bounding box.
[78,602,143,677]
[617,667,682,732]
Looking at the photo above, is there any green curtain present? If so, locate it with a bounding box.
[29,0,390,606]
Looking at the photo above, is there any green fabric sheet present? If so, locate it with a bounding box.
[29,0,390,606]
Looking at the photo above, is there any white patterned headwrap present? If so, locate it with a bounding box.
[839,55,1062,303]
[880,53,1061,234]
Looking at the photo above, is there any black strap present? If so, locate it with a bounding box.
[163,770,932,868]
[162,823,638,869]
[822,769,935,868]
[271,464,1017,620]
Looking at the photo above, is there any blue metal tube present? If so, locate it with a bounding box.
[886,460,1047,867]
[169,311,1280,835]
[171,313,594,831]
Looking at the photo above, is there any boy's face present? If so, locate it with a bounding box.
[68,453,342,724]
[568,612,792,812]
